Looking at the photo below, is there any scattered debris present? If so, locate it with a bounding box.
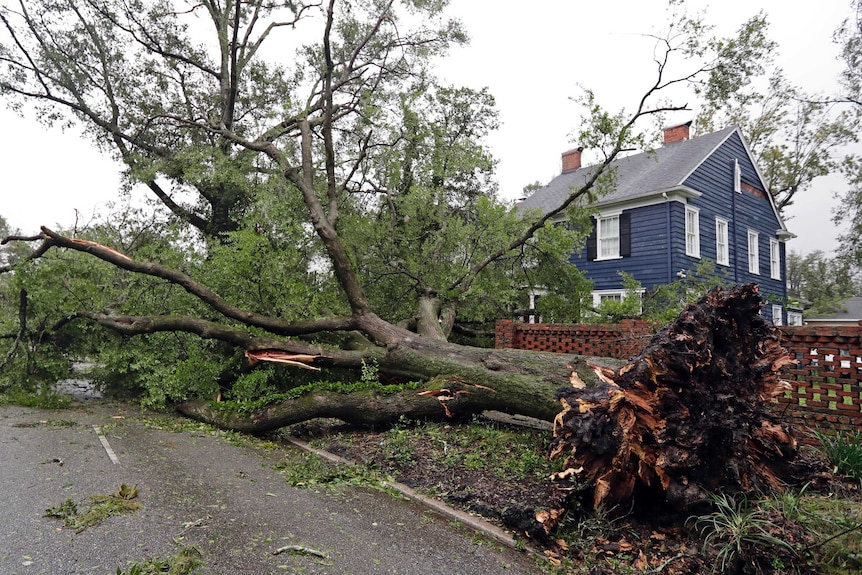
[44,484,141,533]
[272,544,328,558]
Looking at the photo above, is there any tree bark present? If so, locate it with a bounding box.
[178,341,624,432]
[549,283,797,513]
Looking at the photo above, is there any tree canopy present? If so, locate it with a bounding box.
[0,0,790,414]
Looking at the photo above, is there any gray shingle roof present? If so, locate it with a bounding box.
[518,125,739,215]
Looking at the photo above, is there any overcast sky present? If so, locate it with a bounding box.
[0,0,854,255]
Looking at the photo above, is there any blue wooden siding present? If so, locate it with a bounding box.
[570,203,673,290]
[571,130,789,322]
[683,132,787,315]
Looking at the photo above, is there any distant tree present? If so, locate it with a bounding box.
[694,12,859,213]
[833,1,862,266]
[834,0,862,108]
[786,250,860,315]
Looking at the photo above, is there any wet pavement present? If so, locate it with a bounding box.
[0,399,541,574]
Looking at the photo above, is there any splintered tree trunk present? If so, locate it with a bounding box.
[550,283,797,512]
[178,342,624,433]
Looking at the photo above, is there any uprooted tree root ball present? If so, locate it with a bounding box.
[549,283,797,516]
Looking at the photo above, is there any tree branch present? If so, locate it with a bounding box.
[18,228,361,337]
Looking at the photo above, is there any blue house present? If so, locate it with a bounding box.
[518,123,794,324]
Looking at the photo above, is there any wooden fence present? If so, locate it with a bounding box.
[495,320,862,436]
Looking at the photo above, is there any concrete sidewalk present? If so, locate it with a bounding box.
[0,400,541,575]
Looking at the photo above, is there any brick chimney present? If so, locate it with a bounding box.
[663,121,691,144]
[561,147,584,173]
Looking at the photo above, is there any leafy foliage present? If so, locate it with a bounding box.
[583,263,731,325]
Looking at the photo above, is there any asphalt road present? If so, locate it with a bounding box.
[0,399,541,575]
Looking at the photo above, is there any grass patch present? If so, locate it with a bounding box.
[273,451,384,489]
[371,416,558,481]
[0,389,71,409]
[115,545,203,575]
[45,484,141,533]
[139,415,279,450]
[813,428,862,482]
[691,493,795,573]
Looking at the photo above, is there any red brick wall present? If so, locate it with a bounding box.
[495,321,862,436]
[495,319,654,360]
[775,325,862,437]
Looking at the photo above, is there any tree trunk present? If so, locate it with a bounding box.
[549,283,797,513]
[415,292,447,340]
[178,342,624,432]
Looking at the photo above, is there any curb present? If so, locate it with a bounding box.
[284,436,542,557]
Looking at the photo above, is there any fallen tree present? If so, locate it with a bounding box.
[2,226,622,428]
[0,0,780,442]
[549,283,798,512]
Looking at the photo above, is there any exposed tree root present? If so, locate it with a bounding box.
[549,283,797,512]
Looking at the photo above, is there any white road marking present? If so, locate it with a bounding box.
[93,425,120,464]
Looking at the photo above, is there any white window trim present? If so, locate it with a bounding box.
[591,289,645,313]
[787,311,803,326]
[715,217,729,266]
[733,159,742,193]
[748,230,759,275]
[772,304,783,326]
[770,238,781,280]
[685,205,700,258]
[595,212,622,261]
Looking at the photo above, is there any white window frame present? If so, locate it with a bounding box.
[772,304,783,326]
[685,205,700,258]
[596,213,621,261]
[770,238,781,280]
[733,159,742,193]
[591,289,645,314]
[715,217,729,266]
[787,311,803,326]
[747,230,759,275]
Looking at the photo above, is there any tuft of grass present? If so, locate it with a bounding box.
[45,484,141,533]
[813,428,862,481]
[115,545,203,575]
[690,493,795,573]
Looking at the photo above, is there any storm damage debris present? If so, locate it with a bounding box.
[549,284,797,512]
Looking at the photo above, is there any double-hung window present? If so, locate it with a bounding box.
[597,215,620,260]
[715,218,729,266]
[748,230,759,274]
[770,238,781,280]
[685,206,700,258]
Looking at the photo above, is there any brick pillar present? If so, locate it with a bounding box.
[495,320,516,349]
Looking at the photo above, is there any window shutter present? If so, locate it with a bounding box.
[586,221,597,261]
[619,212,631,257]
